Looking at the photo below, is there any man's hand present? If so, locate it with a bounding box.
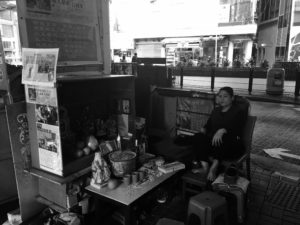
[212,128,227,146]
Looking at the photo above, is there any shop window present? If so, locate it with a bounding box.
[260,0,280,22]
[2,41,12,49]
[278,15,283,28]
[5,51,13,57]
[0,10,12,20]
[258,47,266,62]
[229,0,253,24]
[2,24,14,38]
[275,46,285,61]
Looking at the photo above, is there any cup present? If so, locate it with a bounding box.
[138,170,145,181]
[123,174,132,186]
[132,172,139,184]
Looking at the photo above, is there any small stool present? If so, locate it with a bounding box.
[181,171,207,200]
[187,191,228,225]
[212,174,250,223]
[156,218,184,225]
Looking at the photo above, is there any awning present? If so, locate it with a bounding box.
[162,36,225,45]
[162,37,201,44]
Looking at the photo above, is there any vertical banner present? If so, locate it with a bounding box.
[0,30,8,91]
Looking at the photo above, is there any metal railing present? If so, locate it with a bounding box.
[110,62,300,97]
[170,66,300,97]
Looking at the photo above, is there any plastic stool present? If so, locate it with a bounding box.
[187,191,228,225]
[156,218,184,225]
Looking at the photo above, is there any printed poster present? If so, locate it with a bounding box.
[25,84,57,106]
[22,48,59,87]
[36,123,62,175]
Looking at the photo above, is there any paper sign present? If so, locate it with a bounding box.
[22,48,59,87]
[36,123,62,175]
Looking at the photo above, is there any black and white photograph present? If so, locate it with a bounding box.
[35,104,58,126]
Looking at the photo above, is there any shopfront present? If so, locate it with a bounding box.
[161,36,229,67]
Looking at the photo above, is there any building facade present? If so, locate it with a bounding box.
[0,2,21,65]
[256,0,300,66]
[129,0,257,67]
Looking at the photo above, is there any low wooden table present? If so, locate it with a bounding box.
[85,171,178,225]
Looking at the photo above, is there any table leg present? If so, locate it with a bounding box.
[124,205,135,225]
[182,180,186,200]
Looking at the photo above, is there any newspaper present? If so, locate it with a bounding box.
[22,48,59,87]
[25,85,57,106]
[36,123,62,175]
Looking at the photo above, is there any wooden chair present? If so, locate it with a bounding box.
[223,115,257,180]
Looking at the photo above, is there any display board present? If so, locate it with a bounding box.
[16,0,103,66]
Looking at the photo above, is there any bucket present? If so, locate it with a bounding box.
[109,150,136,177]
[224,165,238,185]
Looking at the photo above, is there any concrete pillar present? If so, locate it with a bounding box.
[228,41,234,67]
[244,40,253,62]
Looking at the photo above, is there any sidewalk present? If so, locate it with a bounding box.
[135,158,300,225]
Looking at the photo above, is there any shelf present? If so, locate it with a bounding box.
[36,195,66,213]
[30,166,91,185]
[57,74,134,82]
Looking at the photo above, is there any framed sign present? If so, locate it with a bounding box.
[16,0,103,67]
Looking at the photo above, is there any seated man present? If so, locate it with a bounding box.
[192,86,248,182]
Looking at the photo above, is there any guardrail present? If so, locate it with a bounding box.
[110,62,300,97]
[169,66,300,97]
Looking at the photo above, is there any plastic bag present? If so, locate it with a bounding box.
[90,152,111,188]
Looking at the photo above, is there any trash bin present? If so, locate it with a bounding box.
[266,68,285,95]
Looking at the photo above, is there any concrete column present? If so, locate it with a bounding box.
[99,0,111,74]
[228,41,234,67]
[244,40,253,62]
